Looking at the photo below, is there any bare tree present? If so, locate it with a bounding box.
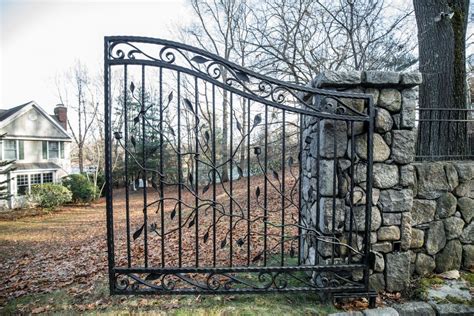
[57,61,99,173]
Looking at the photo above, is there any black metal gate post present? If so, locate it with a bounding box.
[104,36,376,301]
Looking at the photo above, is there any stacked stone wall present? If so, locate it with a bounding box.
[303,70,473,293]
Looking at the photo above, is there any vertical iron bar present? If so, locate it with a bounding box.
[124,65,131,267]
[177,71,182,268]
[195,76,199,267]
[281,109,286,266]
[104,38,115,294]
[141,65,148,268]
[263,105,268,266]
[348,121,355,264]
[364,98,375,291]
[212,84,217,267]
[247,98,251,266]
[331,119,337,265]
[229,92,233,267]
[297,112,303,266]
[159,67,165,268]
[315,118,321,265]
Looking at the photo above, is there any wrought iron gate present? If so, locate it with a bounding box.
[104,36,375,302]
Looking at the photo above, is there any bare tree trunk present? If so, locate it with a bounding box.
[414,0,469,158]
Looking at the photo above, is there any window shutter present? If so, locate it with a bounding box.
[18,141,24,160]
[60,142,64,159]
[42,141,48,159]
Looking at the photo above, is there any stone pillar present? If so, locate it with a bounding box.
[301,71,421,292]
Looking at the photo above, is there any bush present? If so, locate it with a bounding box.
[30,183,72,209]
[62,174,97,203]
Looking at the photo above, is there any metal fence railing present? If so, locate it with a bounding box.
[415,107,474,161]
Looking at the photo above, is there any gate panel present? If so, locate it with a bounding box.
[104,36,375,298]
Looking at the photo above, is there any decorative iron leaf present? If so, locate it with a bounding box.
[188,216,195,228]
[220,238,227,249]
[234,70,250,82]
[271,168,279,180]
[236,120,242,132]
[151,180,158,190]
[130,136,136,148]
[305,136,313,144]
[202,182,211,194]
[203,231,209,243]
[253,113,262,128]
[184,98,194,113]
[288,156,294,166]
[252,251,263,262]
[130,82,135,93]
[133,224,144,240]
[256,186,261,198]
[145,273,162,281]
[169,126,176,136]
[150,222,157,231]
[191,55,210,64]
[236,238,244,247]
[307,186,313,198]
[204,130,210,143]
[237,166,244,178]
[133,115,140,126]
[168,91,173,103]
[290,247,295,258]
[114,132,122,140]
[188,172,193,186]
[170,207,176,220]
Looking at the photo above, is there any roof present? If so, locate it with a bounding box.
[0,102,31,121]
[0,101,71,140]
[14,162,61,171]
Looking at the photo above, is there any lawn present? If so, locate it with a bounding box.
[0,188,341,315]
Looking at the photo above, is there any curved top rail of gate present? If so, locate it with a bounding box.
[105,36,373,122]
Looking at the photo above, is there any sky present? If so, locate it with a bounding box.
[1,0,191,113]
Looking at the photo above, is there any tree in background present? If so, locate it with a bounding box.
[56,61,100,173]
[414,0,470,157]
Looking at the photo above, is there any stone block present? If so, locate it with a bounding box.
[311,159,337,197]
[400,213,412,250]
[412,199,436,226]
[410,228,424,249]
[353,133,390,162]
[415,253,435,276]
[369,273,386,292]
[373,163,399,189]
[426,220,446,255]
[378,89,402,112]
[436,192,457,219]
[378,226,401,241]
[415,163,450,199]
[379,189,413,213]
[401,72,422,85]
[386,252,410,292]
[345,206,381,232]
[435,239,462,273]
[445,163,459,191]
[400,165,415,187]
[318,198,345,234]
[383,213,402,226]
[443,217,465,240]
[462,244,474,269]
[453,162,474,181]
[315,71,362,87]
[453,181,472,197]
[457,197,473,223]
[431,304,474,316]
[394,301,434,316]
[372,242,393,253]
[460,222,473,244]
[365,71,400,85]
[375,108,394,133]
[391,130,416,164]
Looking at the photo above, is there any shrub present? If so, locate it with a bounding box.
[62,174,97,203]
[30,183,72,209]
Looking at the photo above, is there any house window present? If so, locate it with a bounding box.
[4,140,17,160]
[17,175,28,195]
[42,141,64,159]
[48,142,59,159]
[43,173,53,183]
[31,174,41,185]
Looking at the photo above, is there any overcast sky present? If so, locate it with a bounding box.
[1,0,191,113]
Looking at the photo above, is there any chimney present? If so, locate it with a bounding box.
[54,104,67,130]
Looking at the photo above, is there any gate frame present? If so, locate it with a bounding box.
[104,36,376,305]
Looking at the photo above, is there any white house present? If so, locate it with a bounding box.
[0,101,72,209]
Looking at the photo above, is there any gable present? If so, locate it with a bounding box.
[0,107,70,139]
